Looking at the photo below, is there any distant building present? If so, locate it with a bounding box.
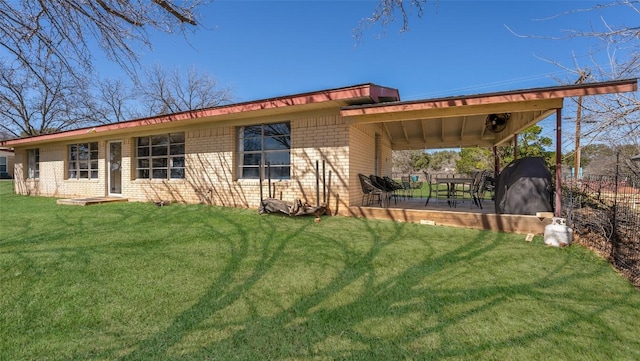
[0,147,14,179]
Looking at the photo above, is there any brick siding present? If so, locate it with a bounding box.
[11,110,389,216]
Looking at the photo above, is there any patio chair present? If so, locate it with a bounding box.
[369,175,397,205]
[384,176,405,200]
[423,171,450,207]
[475,170,496,207]
[400,176,413,199]
[358,173,385,206]
[470,170,485,208]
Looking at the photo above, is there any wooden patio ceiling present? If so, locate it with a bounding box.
[340,79,638,150]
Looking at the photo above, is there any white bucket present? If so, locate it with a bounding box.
[544,217,573,247]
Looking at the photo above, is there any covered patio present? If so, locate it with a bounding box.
[344,79,638,234]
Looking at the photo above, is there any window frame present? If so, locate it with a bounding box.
[27,148,40,179]
[236,122,291,180]
[0,156,6,174]
[135,132,185,180]
[67,142,99,180]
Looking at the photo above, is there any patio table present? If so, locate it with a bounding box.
[435,177,474,207]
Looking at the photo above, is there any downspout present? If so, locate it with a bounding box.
[555,108,562,217]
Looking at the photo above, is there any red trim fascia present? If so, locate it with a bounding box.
[2,83,399,147]
[341,78,637,117]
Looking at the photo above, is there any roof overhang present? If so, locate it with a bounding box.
[341,78,638,150]
[2,83,400,147]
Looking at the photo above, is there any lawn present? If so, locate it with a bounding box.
[1,180,640,360]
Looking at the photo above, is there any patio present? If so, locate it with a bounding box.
[349,195,553,235]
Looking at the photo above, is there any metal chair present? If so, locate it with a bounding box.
[474,170,496,208]
[358,173,385,206]
[423,171,450,207]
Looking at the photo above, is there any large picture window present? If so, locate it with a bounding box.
[27,148,39,179]
[68,143,98,179]
[0,156,6,174]
[136,133,185,179]
[237,122,290,179]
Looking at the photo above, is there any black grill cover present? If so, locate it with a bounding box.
[494,157,553,215]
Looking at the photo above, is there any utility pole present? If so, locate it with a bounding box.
[574,70,589,178]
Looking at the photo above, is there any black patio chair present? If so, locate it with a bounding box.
[370,175,397,205]
[384,176,405,200]
[358,173,385,206]
[469,170,486,209]
[476,170,496,206]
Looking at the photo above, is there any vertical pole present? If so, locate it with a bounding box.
[492,146,500,175]
[613,151,620,259]
[513,133,519,160]
[316,160,320,207]
[267,162,272,199]
[574,97,583,178]
[322,159,326,204]
[259,159,264,202]
[574,70,588,179]
[555,108,563,217]
[327,170,332,212]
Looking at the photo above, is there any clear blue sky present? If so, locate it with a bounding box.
[101,1,636,149]
[127,1,630,100]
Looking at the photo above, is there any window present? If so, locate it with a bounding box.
[68,143,98,179]
[136,133,185,179]
[237,122,290,179]
[0,157,6,174]
[27,149,39,179]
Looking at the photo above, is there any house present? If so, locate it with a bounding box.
[1,80,636,225]
[0,147,14,179]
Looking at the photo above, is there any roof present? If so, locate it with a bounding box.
[1,83,400,147]
[341,78,638,150]
[2,79,637,150]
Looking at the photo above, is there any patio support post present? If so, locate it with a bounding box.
[555,108,562,217]
[513,133,518,160]
[492,146,500,175]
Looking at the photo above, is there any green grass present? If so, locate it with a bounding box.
[1,180,640,360]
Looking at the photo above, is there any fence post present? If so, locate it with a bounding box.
[613,151,620,260]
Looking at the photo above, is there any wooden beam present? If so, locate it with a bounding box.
[555,108,563,217]
[460,116,467,139]
[344,99,564,125]
[401,121,409,143]
[421,119,428,143]
[391,138,496,150]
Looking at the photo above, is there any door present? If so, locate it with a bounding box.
[108,141,122,195]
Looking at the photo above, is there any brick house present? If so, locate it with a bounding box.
[1,80,636,221]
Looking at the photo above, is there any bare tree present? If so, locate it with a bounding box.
[0,0,206,75]
[93,79,139,124]
[0,54,96,137]
[355,0,430,42]
[506,1,640,146]
[138,65,234,116]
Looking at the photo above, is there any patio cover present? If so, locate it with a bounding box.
[340,79,638,150]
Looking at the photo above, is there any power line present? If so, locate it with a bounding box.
[402,71,571,100]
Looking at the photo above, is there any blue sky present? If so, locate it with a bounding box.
[97,1,637,149]
[126,1,631,101]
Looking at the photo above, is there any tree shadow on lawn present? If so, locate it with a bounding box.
[114,216,639,360]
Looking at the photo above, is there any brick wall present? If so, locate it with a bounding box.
[348,122,392,207]
[12,111,361,216]
[13,143,105,197]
